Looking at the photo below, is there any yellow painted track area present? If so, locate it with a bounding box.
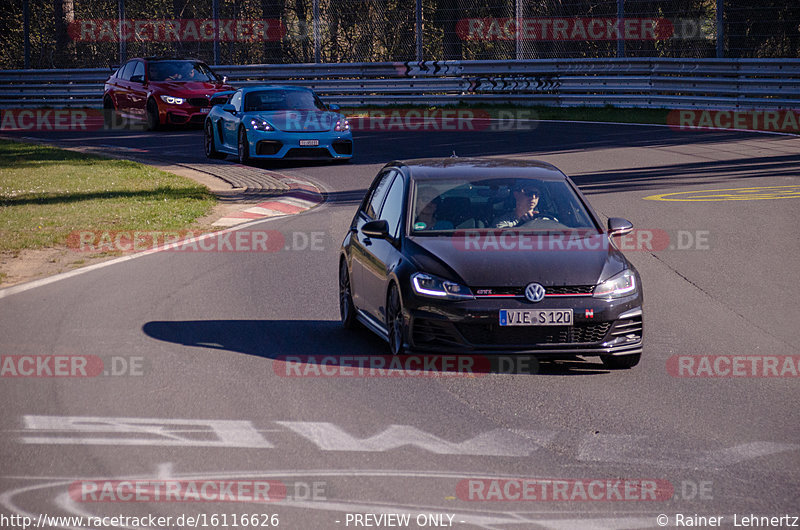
[644,185,800,201]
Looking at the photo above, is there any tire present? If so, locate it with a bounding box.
[386,284,407,355]
[601,353,641,370]
[339,261,358,329]
[146,99,161,131]
[237,126,250,164]
[204,121,226,159]
[103,97,117,130]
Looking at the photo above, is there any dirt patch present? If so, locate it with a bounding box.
[0,248,123,287]
[0,205,244,288]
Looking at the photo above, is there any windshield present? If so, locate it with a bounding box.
[148,61,220,82]
[243,90,326,112]
[410,178,599,234]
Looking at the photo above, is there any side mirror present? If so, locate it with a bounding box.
[329,104,340,111]
[221,104,236,114]
[608,217,634,237]
[130,74,144,83]
[361,219,390,239]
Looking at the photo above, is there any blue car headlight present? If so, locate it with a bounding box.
[593,269,637,299]
[411,272,473,300]
[250,119,275,132]
[334,119,350,132]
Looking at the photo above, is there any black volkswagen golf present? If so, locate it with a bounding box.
[339,158,643,369]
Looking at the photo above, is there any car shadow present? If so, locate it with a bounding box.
[142,319,612,376]
[243,159,352,170]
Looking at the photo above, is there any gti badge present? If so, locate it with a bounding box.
[524,282,545,302]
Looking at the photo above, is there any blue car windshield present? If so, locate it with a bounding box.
[244,90,326,112]
[411,178,599,233]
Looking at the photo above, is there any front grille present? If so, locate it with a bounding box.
[167,113,188,124]
[188,97,210,107]
[332,140,352,155]
[256,140,282,155]
[456,322,611,346]
[607,314,643,341]
[547,285,594,295]
[474,287,519,296]
[284,147,332,159]
[473,285,595,297]
[411,319,463,347]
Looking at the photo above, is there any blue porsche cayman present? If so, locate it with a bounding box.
[203,85,353,162]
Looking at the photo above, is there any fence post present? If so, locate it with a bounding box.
[515,0,522,60]
[23,0,30,68]
[118,0,126,63]
[212,0,220,65]
[716,0,724,58]
[616,0,624,58]
[313,0,321,63]
[415,0,423,61]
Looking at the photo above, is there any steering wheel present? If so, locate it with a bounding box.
[519,214,560,227]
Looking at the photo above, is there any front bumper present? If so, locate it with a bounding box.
[159,105,211,126]
[404,294,643,356]
[247,130,353,160]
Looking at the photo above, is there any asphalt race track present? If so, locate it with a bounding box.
[1,122,799,529]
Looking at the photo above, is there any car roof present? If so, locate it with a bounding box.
[238,85,313,94]
[138,56,203,62]
[390,158,569,182]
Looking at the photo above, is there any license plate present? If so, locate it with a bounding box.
[299,139,319,146]
[200,107,209,113]
[499,309,573,326]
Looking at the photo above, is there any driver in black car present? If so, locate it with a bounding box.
[493,181,544,228]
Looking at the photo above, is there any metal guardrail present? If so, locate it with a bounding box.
[1,59,799,110]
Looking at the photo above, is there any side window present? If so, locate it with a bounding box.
[118,61,136,81]
[230,91,242,111]
[364,170,396,219]
[130,61,145,82]
[378,173,405,239]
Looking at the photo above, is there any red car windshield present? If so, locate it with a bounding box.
[148,61,219,82]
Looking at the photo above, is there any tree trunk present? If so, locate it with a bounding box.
[262,0,286,63]
[53,0,75,65]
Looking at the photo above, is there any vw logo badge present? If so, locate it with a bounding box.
[524,282,546,303]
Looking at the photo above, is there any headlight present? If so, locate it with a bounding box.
[159,95,185,105]
[593,269,637,299]
[250,119,275,131]
[334,119,350,132]
[411,273,473,300]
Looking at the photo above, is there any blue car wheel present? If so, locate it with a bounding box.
[238,127,250,164]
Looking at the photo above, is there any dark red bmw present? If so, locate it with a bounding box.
[103,57,235,130]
